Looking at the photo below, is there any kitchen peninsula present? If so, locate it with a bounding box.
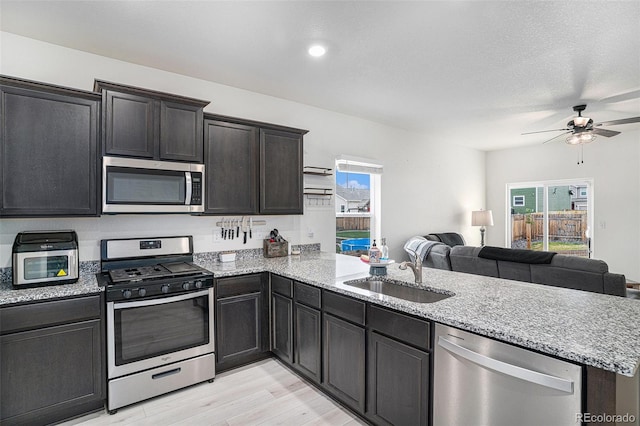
[1,251,638,425]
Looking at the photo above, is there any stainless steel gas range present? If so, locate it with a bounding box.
[95,236,215,414]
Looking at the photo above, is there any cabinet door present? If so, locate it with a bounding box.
[160,100,203,162]
[103,90,156,158]
[368,332,430,426]
[0,320,104,425]
[271,293,293,364]
[0,86,99,216]
[259,128,303,214]
[204,120,258,214]
[323,313,366,414]
[294,303,321,383]
[216,292,263,370]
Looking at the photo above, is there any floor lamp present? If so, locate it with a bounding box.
[472,210,494,247]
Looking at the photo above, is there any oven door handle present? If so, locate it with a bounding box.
[112,289,210,309]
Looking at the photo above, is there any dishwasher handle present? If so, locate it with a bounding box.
[437,335,574,393]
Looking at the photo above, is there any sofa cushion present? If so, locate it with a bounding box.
[450,246,499,278]
[497,261,532,282]
[550,254,608,274]
[530,263,604,293]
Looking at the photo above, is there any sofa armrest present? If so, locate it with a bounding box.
[424,244,452,270]
[604,273,627,297]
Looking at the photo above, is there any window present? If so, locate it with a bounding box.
[513,195,525,207]
[335,156,382,257]
[507,179,593,258]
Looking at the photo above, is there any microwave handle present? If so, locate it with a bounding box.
[185,172,192,205]
[70,252,78,275]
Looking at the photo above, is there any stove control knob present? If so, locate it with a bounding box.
[161,285,170,294]
[122,289,132,299]
[182,282,191,290]
[138,288,147,297]
[195,280,203,289]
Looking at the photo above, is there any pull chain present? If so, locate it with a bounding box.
[577,144,584,165]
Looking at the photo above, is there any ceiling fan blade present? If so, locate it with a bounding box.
[592,128,621,138]
[598,90,640,105]
[521,128,570,135]
[542,131,572,145]
[595,116,640,126]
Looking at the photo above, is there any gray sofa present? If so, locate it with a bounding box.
[423,244,627,297]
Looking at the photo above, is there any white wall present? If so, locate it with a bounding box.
[486,130,640,281]
[0,32,486,266]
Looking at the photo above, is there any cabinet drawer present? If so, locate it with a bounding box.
[323,291,365,326]
[0,295,102,335]
[368,305,430,351]
[294,281,321,309]
[272,275,293,297]
[216,274,263,298]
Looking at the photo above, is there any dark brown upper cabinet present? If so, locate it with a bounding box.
[259,128,304,215]
[204,119,258,215]
[0,76,100,217]
[94,80,209,162]
[203,114,307,215]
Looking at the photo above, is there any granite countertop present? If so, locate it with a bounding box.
[0,273,103,305]
[2,252,639,377]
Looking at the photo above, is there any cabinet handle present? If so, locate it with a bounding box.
[437,336,574,393]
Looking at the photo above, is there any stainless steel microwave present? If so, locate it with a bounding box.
[102,156,204,214]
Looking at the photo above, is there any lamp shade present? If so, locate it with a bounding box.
[472,210,494,227]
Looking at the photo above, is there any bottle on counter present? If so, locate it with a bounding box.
[380,237,389,260]
[369,239,381,263]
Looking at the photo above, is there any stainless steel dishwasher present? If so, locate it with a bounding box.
[433,324,582,426]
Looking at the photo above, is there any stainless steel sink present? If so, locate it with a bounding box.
[342,278,453,303]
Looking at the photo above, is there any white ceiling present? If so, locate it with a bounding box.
[1,1,639,151]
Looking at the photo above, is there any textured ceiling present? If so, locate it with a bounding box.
[1,1,639,151]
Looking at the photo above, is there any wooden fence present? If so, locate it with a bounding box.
[511,211,587,241]
[336,216,370,231]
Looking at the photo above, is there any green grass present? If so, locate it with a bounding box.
[336,230,370,239]
[530,241,588,251]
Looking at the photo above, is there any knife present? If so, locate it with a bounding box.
[242,217,247,244]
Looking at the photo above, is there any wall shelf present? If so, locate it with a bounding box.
[303,166,333,176]
[304,187,333,196]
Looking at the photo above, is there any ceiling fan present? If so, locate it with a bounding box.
[522,104,640,145]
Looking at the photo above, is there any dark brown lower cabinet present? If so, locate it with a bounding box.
[271,292,293,364]
[293,302,322,383]
[323,313,366,414]
[367,331,430,425]
[215,274,269,371]
[0,295,104,426]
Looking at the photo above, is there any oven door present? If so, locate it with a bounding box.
[107,289,214,379]
[102,156,204,213]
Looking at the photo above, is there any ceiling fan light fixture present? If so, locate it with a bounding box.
[573,116,590,127]
[566,133,596,145]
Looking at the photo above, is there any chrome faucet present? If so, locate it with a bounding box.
[399,247,423,284]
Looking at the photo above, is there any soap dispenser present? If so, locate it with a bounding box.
[369,239,381,263]
[380,238,389,260]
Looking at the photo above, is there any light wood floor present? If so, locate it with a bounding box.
[62,359,367,426]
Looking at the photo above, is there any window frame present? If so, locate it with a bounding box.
[512,195,525,207]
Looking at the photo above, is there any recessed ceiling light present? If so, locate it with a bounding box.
[308,45,326,57]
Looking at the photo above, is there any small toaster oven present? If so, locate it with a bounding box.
[12,230,79,288]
